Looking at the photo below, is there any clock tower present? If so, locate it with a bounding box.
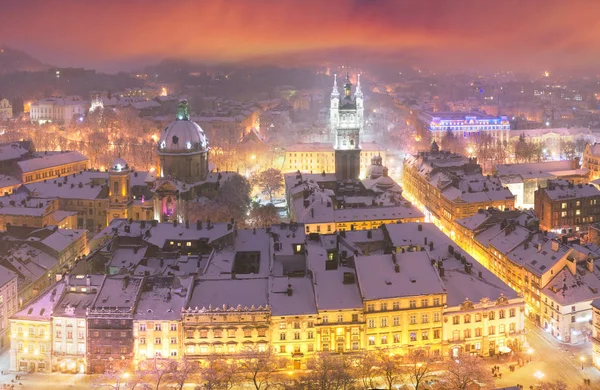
[331,73,362,181]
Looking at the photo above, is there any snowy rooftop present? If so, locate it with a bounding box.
[187,278,269,309]
[134,276,193,321]
[24,179,105,200]
[17,151,88,173]
[355,252,445,300]
[36,228,86,253]
[54,276,105,318]
[3,244,59,284]
[269,277,317,316]
[542,262,600,306]
[0,142,29,163]
[375,223,519,305]
[306,240,363,310]
[0,264,17,287]
[506,237,569,276]
[496,160,576,181]
[12,281,65,321]
[202,229,271,279]
[91,275,143,311]
[541,180,600,201]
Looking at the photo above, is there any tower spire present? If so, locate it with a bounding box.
[331,74,340,97]
[355,74,363,98]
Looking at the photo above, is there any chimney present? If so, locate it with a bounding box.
[286,284,293,296]
[367,230,372,239]
[424,237,428,245]
[207,219,212,229]
[418,224,423,231]
[429,241,434,251]
[253,228,256,234]
[197,220,203,230]
[587,257,595,273]
[392,253,397,263]
[185,220,189,229]
[465,262,472,275]
[86,275,91,286]
[123,275,130,290]
[478,270,483,278]
[65,274,70,285]
[227,223,232,230]
[231,271,236,279]
[439,264,445,278]
[141,220,146,229]
[173,219,177,227]
[551,239,560,252]
[537,243,542,253]
[394,263,400,273]
[311,208,314,218]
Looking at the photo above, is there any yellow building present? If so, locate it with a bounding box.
[355,252,446,357]
[182,279,271,361]
[10,283,66,372]
[133,276,193,368]
[0,266,18,350]
[269,277,318,370]
[283,142,385,179]
[18,151,89,185]
[0,98,12,120]
[402,144,514,235]
[285,172,423,235]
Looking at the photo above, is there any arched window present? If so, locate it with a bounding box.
[113,181,120,197]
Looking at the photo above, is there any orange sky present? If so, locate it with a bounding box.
[2,0,600,72]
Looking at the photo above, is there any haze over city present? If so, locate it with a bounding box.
[2,1,600,389]
[3,0,600,73]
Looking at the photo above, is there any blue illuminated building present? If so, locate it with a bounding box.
[419,111,510,144]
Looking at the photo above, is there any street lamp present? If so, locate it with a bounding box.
[580,356,585,370]
[534,371,544,384]
[527,348,534,363]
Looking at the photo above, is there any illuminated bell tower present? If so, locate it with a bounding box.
[334,74,361,181]
[108,157,132,224]
[355,74,364,135]
[329,74,340,142]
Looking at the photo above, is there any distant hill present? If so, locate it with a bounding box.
[0,46,52,74]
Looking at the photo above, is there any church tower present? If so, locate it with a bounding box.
[108,157,132,224]
[329,74,340,142]
[355,74,364,136]
[331,74,362,181]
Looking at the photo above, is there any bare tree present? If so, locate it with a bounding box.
[167,358,198,390]
[251,168,284,202]
[237,347,286,390]
[248,202,279,228]
[439,353,493,390]
[91,370,146,390]
[352,350,379,390]
[403,349,436,390]
[301,352,356,390]
[371,348,404,390]
[139,358,177,390]
[196,355,242,390]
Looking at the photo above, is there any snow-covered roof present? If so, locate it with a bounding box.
[187,278,269,309]
[269,276,317,316]
[355,252,445,300]
[90,275,143,311]
[134,275,193,321]
[12,281,65,321]
[24,179,105,200]
[306,240,363,310]
[0,142,29,163]
[541,180,600,201]
[496,160,576,180]
[17,151,88,173]
[0,264,17,287]
[542,262,600,306]
[36,228,86,254]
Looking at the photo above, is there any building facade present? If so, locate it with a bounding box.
[534,180,600,233]
[0,98,12,120]
[0,266,18,349]
[418,111,510,144]
[30,97,86,125]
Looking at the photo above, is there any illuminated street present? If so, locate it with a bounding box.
[490,320,600,389]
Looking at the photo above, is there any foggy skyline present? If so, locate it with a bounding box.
[2,0,600,73]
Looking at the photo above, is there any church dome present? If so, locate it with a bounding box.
[110,157,129,172]
[158,100,209,154]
